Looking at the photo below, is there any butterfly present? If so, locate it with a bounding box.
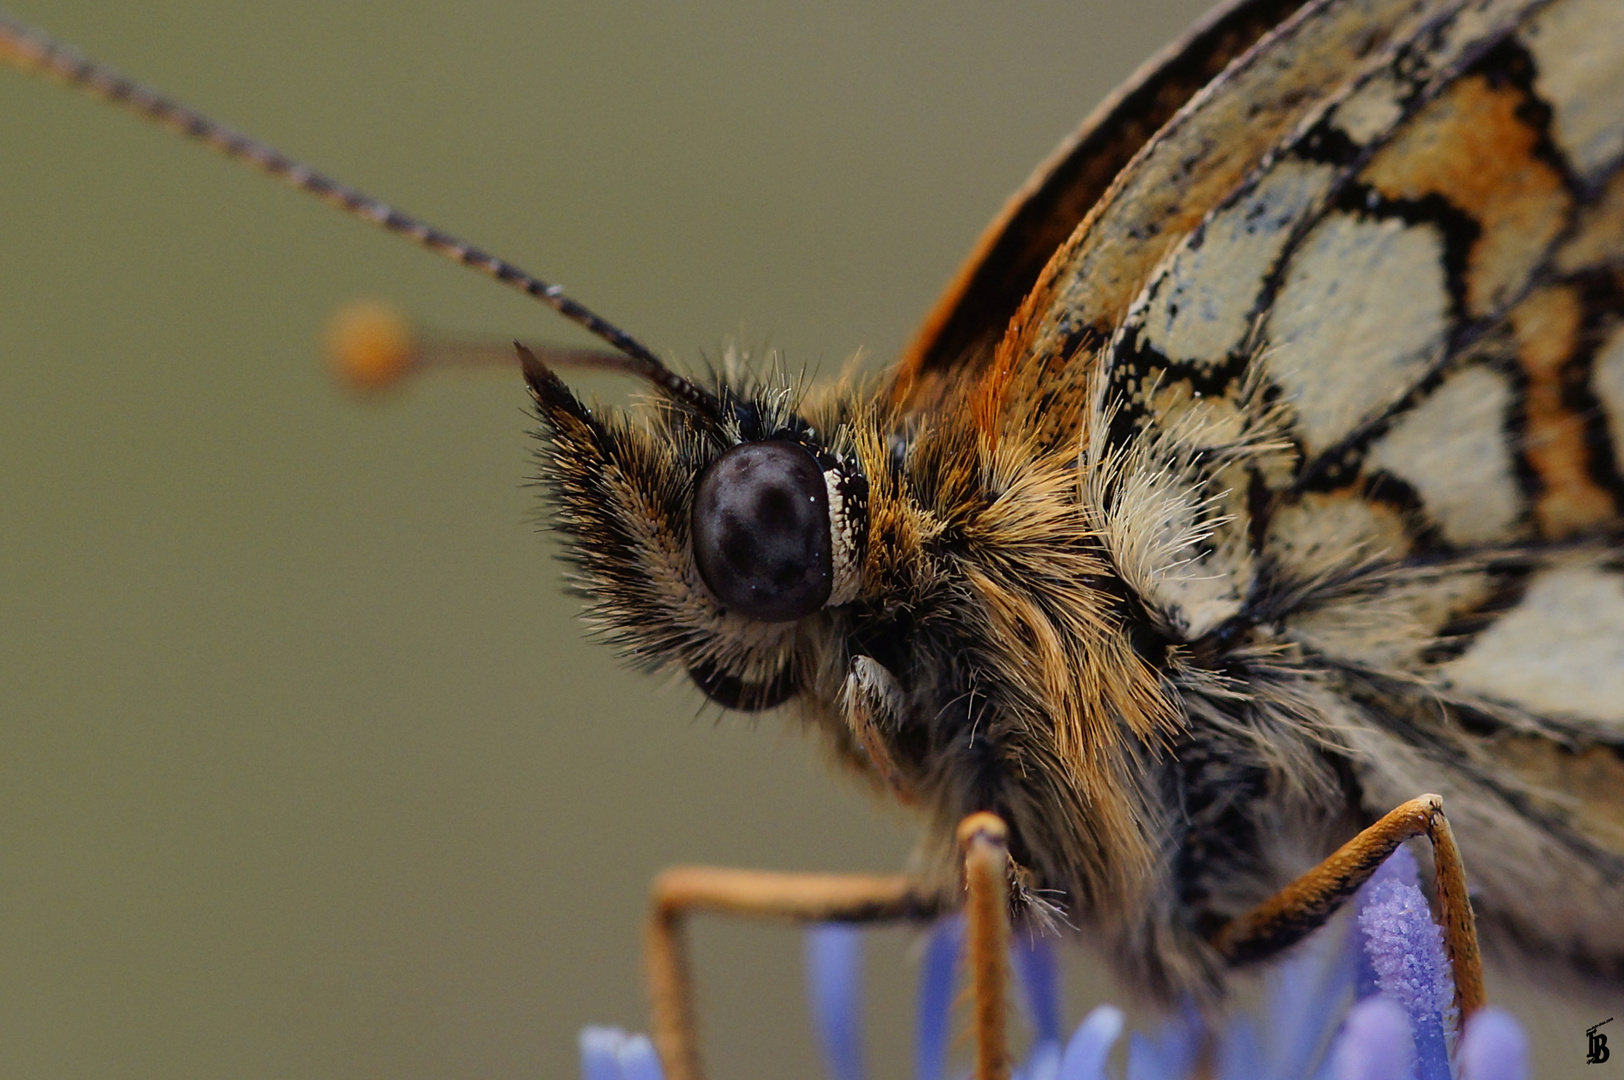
[5,0,1624,1077]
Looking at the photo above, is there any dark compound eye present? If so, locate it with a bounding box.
[692,440,832,622]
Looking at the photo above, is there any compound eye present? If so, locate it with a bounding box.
[692,440,832,622]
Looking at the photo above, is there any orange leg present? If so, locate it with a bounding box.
[646,867,944,1080]
[959,813,1012,1080]
[645,811,1021,1080]
[1211,794,1485,1023]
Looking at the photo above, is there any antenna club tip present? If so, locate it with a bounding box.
[325,299,417,391]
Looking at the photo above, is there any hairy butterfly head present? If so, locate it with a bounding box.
[521,346,869,712]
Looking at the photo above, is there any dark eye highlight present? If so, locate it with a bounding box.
[692,440,832,622]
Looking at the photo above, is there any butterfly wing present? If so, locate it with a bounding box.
[893,0,1312,411]
[1070,0,1624,975]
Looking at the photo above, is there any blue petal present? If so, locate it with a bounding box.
[617,1034,665,1080]
[1327,996,1414,1080]
[1013,932,1064,1044]
[1126,1008,1202,1080]
[1456,1007,1530,1080]
[806,923,867,1080]
[1057,1005,1124,1080]
[580,1026,628,1080]
[916,916,964,1080]
[1262,919,1360,1080]
[1015,1038,1064,1080]
[1217,1014,1264,1080]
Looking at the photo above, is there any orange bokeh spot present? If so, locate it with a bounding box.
[325,299,416,391]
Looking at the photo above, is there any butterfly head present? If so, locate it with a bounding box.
[519,345,869,711]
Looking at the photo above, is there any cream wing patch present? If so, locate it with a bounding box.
[1358,69,1572,320]
[1591,322,1624,460]
[1266,493,1411,583]
[1442,563,1624,722]
[1287,570,1494,669]
[1364,365,1522,544]
[1266,495,1496,669]
[1135,162,1338,366]
[1521,0,1624,184]
[1262,212,1450,456]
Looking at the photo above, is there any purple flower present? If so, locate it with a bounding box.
[916,916,965,1080]
[807,923,867,1080]
[1059,1005,1126,1080]
[579,1027,662,1080]
[1355,849,1453,1080]
[1327,997,1414,1080]
[1457,1007,1530,1080]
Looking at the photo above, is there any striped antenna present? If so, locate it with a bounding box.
[0,11,724,419]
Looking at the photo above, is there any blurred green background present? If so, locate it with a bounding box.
[0,2,1601,1078]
